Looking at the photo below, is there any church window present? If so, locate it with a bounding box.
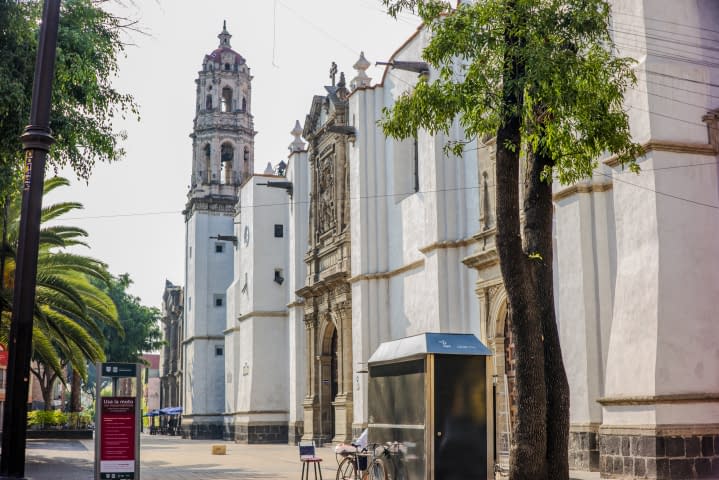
[392,133,419,202]
[206,94,212,110]
[413,136,419,192]
[215,346,224,356]
[224,63,231,71]
[221,87,233,112]
[221,143,234,184]
[204,144,211,183]
[241,97,247,112]
[243,147,250,162]
[274,224,283,238]
[215,243,224,253]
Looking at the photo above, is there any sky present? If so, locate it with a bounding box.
[45,0,420,308]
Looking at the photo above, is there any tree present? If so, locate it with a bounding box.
[0,0,137,200]
[99,273,163,363]
[0,177,120,410]
[380,1,642,479]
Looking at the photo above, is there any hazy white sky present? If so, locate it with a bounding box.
[44,1,420,307]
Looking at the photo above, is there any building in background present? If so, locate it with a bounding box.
[141,353,161,414]
[160,281,183,411]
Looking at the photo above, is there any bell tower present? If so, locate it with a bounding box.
[190,20,255,193]
[182,21,255,439]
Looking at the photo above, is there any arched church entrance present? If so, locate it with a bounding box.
[487,294,517,473]
[318,322,338,442]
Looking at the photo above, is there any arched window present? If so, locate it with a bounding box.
[241,97,247,112]
[203,144,211,183]
[243,146,250,162]
[224,63,231,71]
[221,143,234,185]
[206,94,212,110]
[221,87,233,113]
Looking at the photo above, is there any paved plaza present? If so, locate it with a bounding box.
[22,434,599,480]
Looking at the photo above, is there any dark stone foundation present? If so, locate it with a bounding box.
[599,432,719,479]
[181,422,224,440]
[234,423,289,444]
[570,429,600,471]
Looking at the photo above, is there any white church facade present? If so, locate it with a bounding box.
[172,4,719,476]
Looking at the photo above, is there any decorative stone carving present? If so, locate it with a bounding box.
[351,52,372,90]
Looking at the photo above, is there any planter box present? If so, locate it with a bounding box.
[26,429,93,439]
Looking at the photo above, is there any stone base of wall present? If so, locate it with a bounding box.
[234,423,288,444]
[569,428,600,471]
[288,421,303,445]
[181,421,224,440]
[599,431,719,479]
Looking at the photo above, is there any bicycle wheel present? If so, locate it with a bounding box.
[336,455,357,480]
[367,458,389,480]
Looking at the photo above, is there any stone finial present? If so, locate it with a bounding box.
[289,120,306,152]
[351,51,372,90]
[218,20,232,47]
[264,162,274,174]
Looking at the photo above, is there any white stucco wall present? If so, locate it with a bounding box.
[348,30,480,427]
[225,176,291,423]
[286,148,310,428]
[184,210,233,416]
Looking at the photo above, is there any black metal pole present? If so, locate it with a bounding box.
[0,1,61,477]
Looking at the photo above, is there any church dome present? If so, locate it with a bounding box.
[203,21,246,69]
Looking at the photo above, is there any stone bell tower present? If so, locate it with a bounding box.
[182,21,255,439]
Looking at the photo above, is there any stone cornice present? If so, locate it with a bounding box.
[182,335,224,345]
[223,326,240,335]
[603,139,717,168]
[237,310,288,321]
[598,393,719,406]
[224,410,289,416]
[599,423,719,437]
[552,182,613,202]
[463,246,499,271]
[287,300,305,308]
[419,237,476,255]
[349,259,425,284]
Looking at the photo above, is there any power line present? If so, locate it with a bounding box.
[594,171,719,209]
[48,158,719,221]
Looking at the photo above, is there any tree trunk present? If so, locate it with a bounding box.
[40,376,55,411]
[70,368,82,412]
[495,6,548,478]
[525,148,570,480]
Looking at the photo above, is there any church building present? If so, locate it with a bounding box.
[170,6,719,478]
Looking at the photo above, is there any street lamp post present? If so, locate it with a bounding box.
[0,0,62,477]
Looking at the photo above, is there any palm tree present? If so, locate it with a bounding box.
[0,177,120,409]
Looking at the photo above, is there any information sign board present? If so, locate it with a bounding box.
[99,397,136,480]
[101,363,137,378]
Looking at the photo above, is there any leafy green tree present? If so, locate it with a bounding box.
[0,177,120,410]
[99,273,163,363]
[381,1,641,478]
[0,0,137,199]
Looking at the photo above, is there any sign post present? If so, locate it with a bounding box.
[95,363,141,480]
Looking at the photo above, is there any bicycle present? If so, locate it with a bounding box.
[335,442,370,480]
[367,441,413,480]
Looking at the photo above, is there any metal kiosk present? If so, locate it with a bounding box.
[367,333,492,480]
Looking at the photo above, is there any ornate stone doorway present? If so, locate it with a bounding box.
[318,324,338,442]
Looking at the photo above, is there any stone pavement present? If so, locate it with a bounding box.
[22,434,600,479]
